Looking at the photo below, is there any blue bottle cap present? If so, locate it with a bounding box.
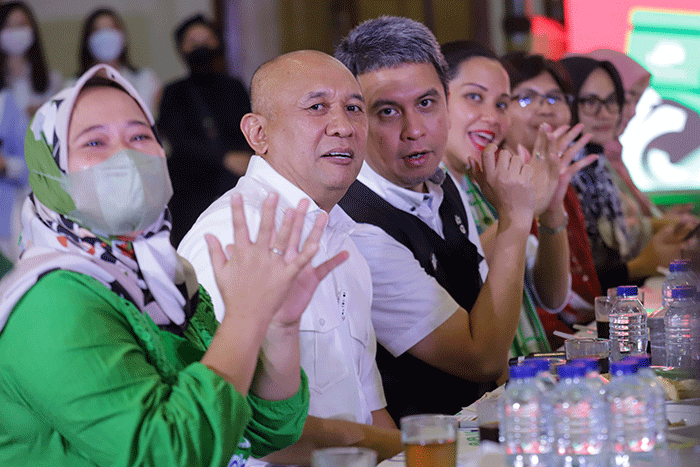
[672,285,697,299]
[610,361,635,376]
[616,285,638,297]
[571,357,600,373]
[558,363,586,378]
[509,364,537,379]
[669,260,690,272]
[527,358,551,373]
[621,355,651,371]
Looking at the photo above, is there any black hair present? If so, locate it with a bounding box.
[440,40,498,82]
[173,14,219,52]
[335,16,449,96]
[502,52,574,95]
[559,56,625,126]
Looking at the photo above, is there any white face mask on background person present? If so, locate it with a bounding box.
[60,148,173,236]
[0,26,34,56]
[88,28,125,62]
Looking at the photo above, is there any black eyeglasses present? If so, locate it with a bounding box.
[578,94,620,116]
[511,90,573,108]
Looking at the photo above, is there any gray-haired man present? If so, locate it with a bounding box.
[335,16,539,423]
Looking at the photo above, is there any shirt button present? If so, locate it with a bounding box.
[319,318,326,326]
[582,275,589,282]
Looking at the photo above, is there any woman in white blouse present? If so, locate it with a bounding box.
[0,1,62,119]
[77,7,162,114]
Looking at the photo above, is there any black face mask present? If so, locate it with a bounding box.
[185,46,217,75]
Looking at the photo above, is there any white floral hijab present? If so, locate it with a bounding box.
[0,65,199,333]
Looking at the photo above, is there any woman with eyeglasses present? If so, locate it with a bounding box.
[587,49,699,250]
[560,56,691,291]
[501,52,601,340]
[440,42,593,356]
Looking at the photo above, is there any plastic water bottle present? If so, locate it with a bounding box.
[610,286,648,362]
[552,364,606,465]
[499,364,551,466]
[571,358,608,398]
[606,361,656,461]
[665,285,700,377]
[661,260,695,307]
[626,356,667,448]
[527,358,557,393]
[647,306,667,366]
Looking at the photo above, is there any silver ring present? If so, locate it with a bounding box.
[535,151,544,160]
[271,247,285,256]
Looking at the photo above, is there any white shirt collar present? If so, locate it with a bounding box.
[357,161,445,236]
[245,155,355,232]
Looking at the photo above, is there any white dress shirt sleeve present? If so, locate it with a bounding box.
[351,223,459,357]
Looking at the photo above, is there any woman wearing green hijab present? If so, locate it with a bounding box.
[0,64,345,466]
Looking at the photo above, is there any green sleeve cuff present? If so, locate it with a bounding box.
[245,369,310,458]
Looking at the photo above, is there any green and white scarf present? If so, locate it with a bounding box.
[0,65,198,334]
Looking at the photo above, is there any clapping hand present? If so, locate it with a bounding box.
[528,123,597,218]
[205,192,348,328]
[471,142,535,228]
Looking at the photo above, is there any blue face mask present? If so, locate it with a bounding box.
[88,28,125,62]
[60,148,173,236]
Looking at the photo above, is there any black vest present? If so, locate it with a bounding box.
[339,176,493,424]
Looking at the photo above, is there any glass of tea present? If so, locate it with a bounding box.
[401,414,458,467]
[476,398,499,443]
[594,295,612,339]
[311,447,377,467]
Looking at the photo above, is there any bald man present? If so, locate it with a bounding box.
[178,51,401,465]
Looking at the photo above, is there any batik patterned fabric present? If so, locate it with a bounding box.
[460,175,550,356]
[569,149,632,263]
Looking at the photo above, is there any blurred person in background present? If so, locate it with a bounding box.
[588,49,698,239]
[77,7,162,114]
[560,56,696,291]
[0,1,62,119]
[0,90,27,263]
[0,4,30,262]
[159,14,252,247]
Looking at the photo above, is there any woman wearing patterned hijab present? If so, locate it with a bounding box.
[0,64,344,466]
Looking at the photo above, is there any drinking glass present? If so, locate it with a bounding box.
[401,414,457,467]
[594,295,612,339]
[311,447,377,467]
[565,337,612,373]
[476,398,499,443]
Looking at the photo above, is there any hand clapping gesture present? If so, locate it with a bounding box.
[527,123,597,219]
[206,192,348,327]
[471,142,535,228]
[201,192,348,396]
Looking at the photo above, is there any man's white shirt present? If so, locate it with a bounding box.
[178,155,386,425]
